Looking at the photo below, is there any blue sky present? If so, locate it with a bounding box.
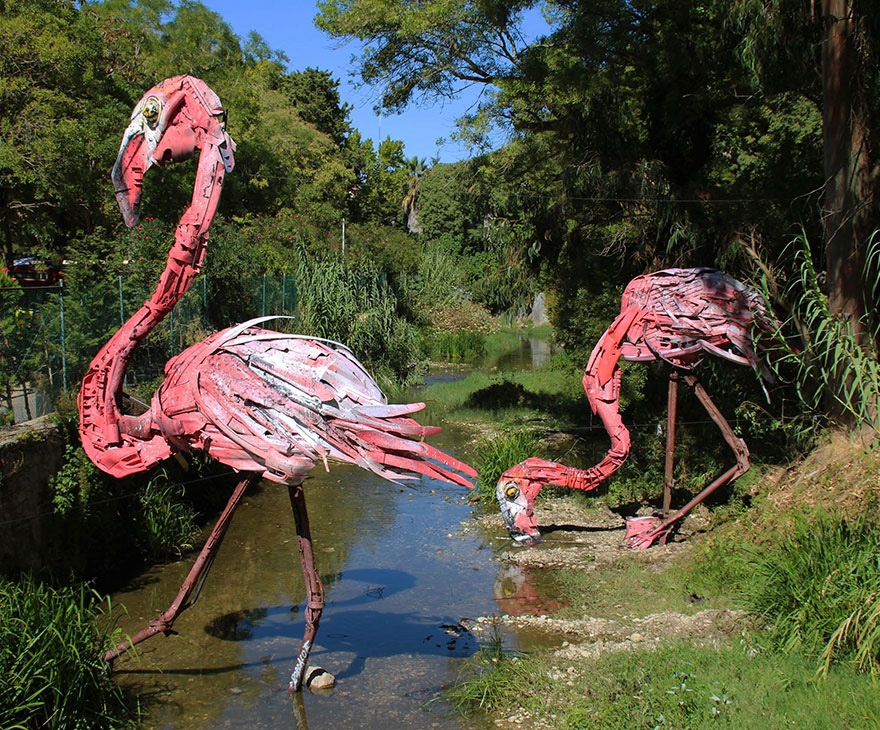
[201,1,549,162]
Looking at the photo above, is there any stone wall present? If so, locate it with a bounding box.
[0,416,67,574]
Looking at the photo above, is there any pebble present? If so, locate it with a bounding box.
[629,633,644,642]
[305,666,336,691]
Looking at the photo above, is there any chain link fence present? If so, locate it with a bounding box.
[1,273,299,426]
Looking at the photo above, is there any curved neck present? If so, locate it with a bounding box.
[89,144,227,443]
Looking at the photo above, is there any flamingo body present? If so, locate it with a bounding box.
[496,267,777,547]
[85,76,475,688]
[122,317,473,487]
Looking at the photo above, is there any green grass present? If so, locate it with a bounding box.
[687,507,880,675]
[449,639,880,729]
[746,512,880,669]
[425,330,487,362]
[554,551,735,621]
[0,576,136,730]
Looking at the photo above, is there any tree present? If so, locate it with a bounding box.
[731,0,880,346]
[0,0,139,267]
[316,1,837,344]
[401,156,428,233]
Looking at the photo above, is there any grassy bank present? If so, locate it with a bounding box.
[450,429,880,728]
[451,639,880,729]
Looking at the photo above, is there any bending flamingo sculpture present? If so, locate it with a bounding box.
[496,268,776,549]
[78,76,475,691]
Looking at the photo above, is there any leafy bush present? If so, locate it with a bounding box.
[0,576,135,730]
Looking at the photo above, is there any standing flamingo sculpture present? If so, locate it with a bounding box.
[78,76,476,691]
[496,268,776,549]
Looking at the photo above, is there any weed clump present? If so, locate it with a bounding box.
[746,512,880,672]
[472,430,540,504]
[0,576,135,729]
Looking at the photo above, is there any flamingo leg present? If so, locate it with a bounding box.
[287,482,325,692]
[663,371,679,518]
[104,473,257,663]
[628,374,750,549]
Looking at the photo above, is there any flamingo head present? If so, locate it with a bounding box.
[112,75,236,226]
[496,457,567,546]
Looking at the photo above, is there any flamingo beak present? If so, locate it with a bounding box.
[112,116,152,227]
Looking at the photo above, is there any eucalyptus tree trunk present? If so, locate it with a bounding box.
[821,0,876,343]
[820,0,878,421]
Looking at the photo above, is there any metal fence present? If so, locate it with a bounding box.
[1,273,299,426]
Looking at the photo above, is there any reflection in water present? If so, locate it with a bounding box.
[494,562,562,616]
[492,337,556,372]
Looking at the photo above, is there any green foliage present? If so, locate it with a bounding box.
[448,630,532,715]
[772,231,880,434]
[449,638,880,728]
[0,575,135,730]
[472,429,539,504]
[47,442,207,577]
[425,330,486,363]
[50,445,105,517]
[746,512,880,670]
[137,470,200,559]
[0,0,138,266]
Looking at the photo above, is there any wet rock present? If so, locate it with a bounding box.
[305,666,336,692]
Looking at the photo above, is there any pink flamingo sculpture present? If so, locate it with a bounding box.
[78,76,475,691]
[496,268,776,549]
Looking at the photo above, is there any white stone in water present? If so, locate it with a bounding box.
[305,666,336,692]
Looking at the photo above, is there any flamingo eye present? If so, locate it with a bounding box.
[143,97,161,128]
[504,484,519,500]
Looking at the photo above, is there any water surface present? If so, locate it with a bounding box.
[110,337,558,730]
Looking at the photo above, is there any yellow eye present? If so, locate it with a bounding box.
[505,484,519,500]
[142,97,161,128]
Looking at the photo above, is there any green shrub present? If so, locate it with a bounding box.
[0,576,135,730]
[472,430,540,505]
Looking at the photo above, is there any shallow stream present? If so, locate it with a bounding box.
[109,336,559,730]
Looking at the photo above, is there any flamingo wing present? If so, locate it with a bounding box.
[155,321,476,487]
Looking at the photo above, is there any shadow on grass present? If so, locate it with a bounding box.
[463,379,583,420]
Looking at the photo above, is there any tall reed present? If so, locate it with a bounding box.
[774,230,880,434]
[0,576,134,729]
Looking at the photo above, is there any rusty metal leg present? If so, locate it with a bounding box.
[663,371,679,518]
[104,473,257,663]
[288,482,325,692]
[631,375,750,548]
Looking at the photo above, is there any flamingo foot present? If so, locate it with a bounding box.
[624,515,673,549]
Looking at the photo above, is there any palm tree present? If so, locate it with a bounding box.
[401,155,428,233]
